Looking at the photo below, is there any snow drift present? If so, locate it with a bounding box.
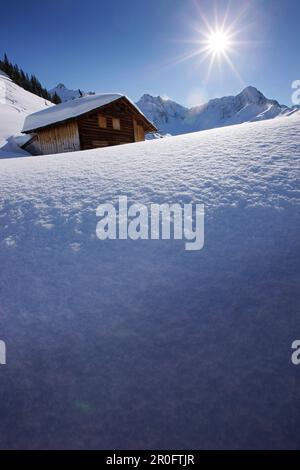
[0,70,52,156]
[0,115,299,449]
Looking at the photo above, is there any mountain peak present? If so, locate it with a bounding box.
[237,86,281,108]
[240,85,261,95]
[238,86,265,102]
[139,93,155,101]
[137,86,286,136]
[49,84,95,102]
[139,94,167,102]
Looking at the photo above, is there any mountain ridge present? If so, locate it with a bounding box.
[49,83,95,102]
[48,82,300,136]
[2,70,300,158]
[136,86,298,136]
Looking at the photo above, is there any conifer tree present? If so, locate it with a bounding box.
[0,53,61,105]
[51,92,62,104]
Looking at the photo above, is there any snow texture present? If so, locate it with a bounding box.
[0,115,300,449]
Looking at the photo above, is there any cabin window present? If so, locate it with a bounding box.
[98,115,107,128]
[112,117,121,130]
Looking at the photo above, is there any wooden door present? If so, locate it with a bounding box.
[133,119,145,142]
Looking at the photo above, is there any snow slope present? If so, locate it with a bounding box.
[0,70,52,155]
[0,115,300,449]
[49,83,95,102]
[137,86,295,135]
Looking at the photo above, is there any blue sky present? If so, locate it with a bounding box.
[1,0,299,106]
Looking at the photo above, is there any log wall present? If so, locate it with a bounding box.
[37,121,80,155]
[77,100,145,150]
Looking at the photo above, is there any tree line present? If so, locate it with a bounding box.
[0,53,61,104]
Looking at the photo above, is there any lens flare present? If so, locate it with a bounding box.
[161,3,252,85]
[205,30,231,55]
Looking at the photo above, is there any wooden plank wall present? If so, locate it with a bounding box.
[38,121,80,155]
[133,119,145,142]
[77,100,145,150]
[36,99,149,154]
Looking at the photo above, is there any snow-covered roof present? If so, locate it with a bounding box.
[13,134,35,147]
[22,93,122,132]
[22,93,155,133]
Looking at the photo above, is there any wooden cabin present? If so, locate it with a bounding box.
[22,93,157,155]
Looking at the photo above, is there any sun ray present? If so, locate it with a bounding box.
[155,2,256,84]
[222,50,245,85]
[204,50,217,83]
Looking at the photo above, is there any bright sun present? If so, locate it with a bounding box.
[172,16,242,82]
[206,30,231,55]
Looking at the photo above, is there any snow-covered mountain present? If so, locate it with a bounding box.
[49,83,95,102]
[0,69,52,156]
[2,69,300,158]
[136,94,189,136]
[136,86,299,135]
[47,82,300,137]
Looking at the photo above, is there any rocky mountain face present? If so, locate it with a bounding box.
[136,86,296,135]
[49,83,95,102]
